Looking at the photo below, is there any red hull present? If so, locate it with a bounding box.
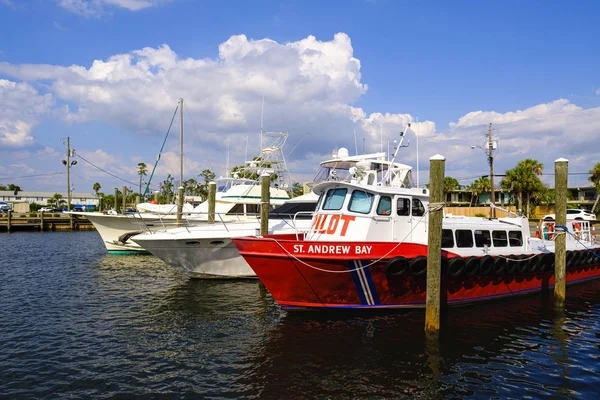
[233,234,600,310]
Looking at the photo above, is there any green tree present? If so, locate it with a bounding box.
[0,184,6,190]
[93,182,101,196]
[588,162,600,213]
[137,162,148,196]
[501,158,544,217]
[159,174,175,203]
[47,193,65,208]
[467,177,491,206]
[291,182,304,198]
[7,183,22,191]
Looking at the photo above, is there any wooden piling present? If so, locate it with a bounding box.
[7,210,11,232]
[114,188,119,212]
[40,211,44,231]
[554,158,568,308]
[208,182,216,224]
[260,173,270,236]
[425,154,446,334]
[122,186,127,214]
[176,186,184,227]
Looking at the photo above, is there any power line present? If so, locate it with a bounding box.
[0,171,64,180]
[73,151,141,188]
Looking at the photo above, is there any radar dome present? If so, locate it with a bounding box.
[337,147,349,158]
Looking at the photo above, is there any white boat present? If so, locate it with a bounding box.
[71,179,291,254]
[132,193,317,278]
[130,148,414,278]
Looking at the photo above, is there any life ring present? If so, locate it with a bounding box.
[505,255,519,275]
[478,255,494,275]
[464,256,480,276]
[548,223,555,240]
[447,257,465,277]
[493,257,506,275]
[573,222,581,239]
[409,256,428,276]
[385,256,409,278]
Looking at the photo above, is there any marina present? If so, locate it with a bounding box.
[1,230,600,398]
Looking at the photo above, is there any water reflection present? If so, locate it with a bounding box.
[237,281,600,399]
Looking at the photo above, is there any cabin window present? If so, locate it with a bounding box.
[245,204,259,214]
[316,193,325,211]
[397,197,411,216]
[412,199,425,217]
[492,231,508,247]
[348,190,374,214]
[509,231,523,247]
[323,188,347,210]
[474,230,492,247]
[455,229,474,248]
[442,229,454,248]
[376,196,392,215]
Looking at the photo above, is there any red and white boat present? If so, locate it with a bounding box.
[233,156,600,310]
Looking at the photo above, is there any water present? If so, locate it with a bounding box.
[1,231,600,399]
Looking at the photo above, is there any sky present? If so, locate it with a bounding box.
[1,0,599,196]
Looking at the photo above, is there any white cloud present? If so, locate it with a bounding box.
[0,80,54,149]
[596,87,600,95]
[1,33,599,190]
[58,0,167,18]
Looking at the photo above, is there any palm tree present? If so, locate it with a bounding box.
[588,162,600,213]
[443,177,461,204]
[93,182,101,196]
[137,162,148,197]
[501,158,544,217]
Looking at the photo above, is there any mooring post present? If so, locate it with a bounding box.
[114,188,119,212]
[122,186,127,214]
[40,211,44,232]
[425,154,446,335]
[554,158,568,308]
[176,186,184,226]
[208,181,216,224]
[260,173,270,236]
[7,210,11,232]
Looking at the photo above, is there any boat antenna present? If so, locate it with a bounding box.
[225,139,230,177]
[260,95,264,153]
[353,128,358,155]
[416,114,420,188]
[383,123,411,184]
[285,132,309,158]
[179,98,184,188]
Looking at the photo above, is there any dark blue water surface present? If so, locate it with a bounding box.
[1,231,600,399]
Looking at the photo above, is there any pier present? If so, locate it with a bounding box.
[0,212,94,231]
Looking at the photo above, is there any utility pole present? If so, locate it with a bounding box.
[487,123,495,218]
[67,137,71,212]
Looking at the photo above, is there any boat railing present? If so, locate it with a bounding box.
[540,219,593,243]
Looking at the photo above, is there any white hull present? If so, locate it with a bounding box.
[133,219,311,278]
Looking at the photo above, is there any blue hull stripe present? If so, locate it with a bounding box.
[348,260,369,305]
[360,261,381,304]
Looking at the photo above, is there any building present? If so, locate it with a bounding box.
[0,190,100,210]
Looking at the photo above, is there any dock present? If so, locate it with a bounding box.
[0,212,94,231]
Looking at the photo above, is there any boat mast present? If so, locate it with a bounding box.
[179,98,184,188]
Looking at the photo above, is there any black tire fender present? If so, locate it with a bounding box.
[385,256,409,278]
[479,255,494,275]
[409,256,428,276]
[447,256,465,277]
[464,256,480,276]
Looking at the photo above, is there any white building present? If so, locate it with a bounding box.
[0,190,100,209]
